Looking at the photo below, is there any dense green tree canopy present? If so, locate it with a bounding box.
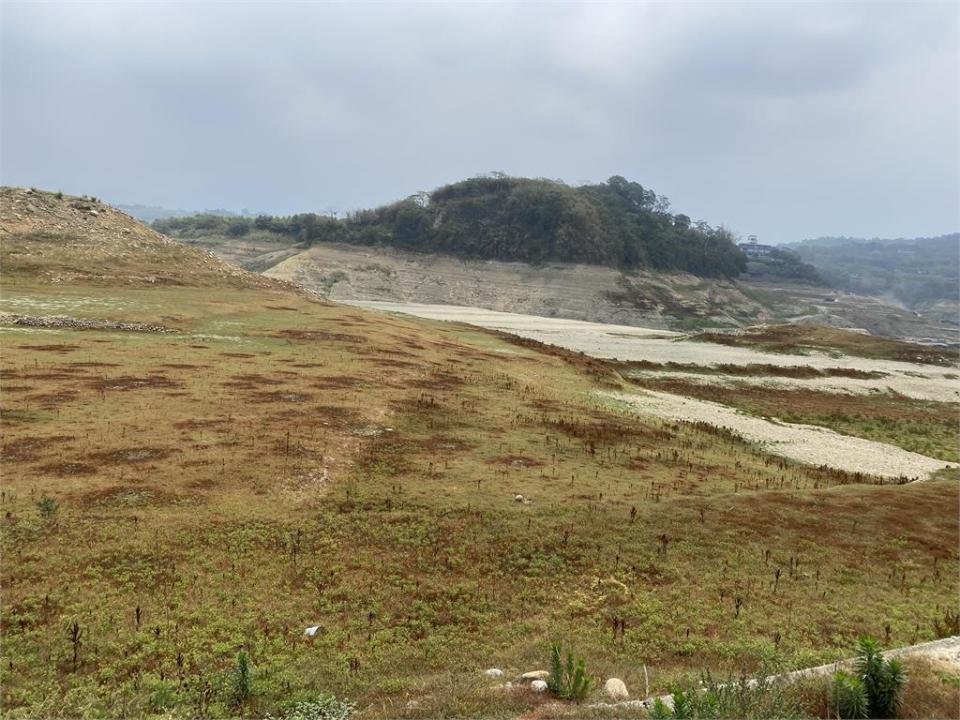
[156,175,747,278]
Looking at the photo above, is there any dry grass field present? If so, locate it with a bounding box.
[1,190,957,718]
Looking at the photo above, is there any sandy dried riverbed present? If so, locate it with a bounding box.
[353,302,959,479]
[352,302,959,402]
[605,389,955,480]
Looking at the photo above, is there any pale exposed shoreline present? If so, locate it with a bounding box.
[352,301,959,479]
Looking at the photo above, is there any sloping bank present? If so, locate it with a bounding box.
[604,389,956,481]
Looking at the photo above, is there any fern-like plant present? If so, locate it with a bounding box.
[545,643,595,702]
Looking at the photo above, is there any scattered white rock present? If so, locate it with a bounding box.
[603,677,629,701]
[514,494,524,503]
[304,625,320,637]
[530,679,548,693]
[521,670,550,681]
[484,668,504,678]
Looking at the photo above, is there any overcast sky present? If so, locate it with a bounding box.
[2,1,957,242]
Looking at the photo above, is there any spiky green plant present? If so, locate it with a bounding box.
[545,642,595,702]
[231,651,252,708]
[855,637,907,718]
[649,698,674,719]
[831,670,868,719]
[37,496,58,520]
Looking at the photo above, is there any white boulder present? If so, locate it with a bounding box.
[304,625,320,637]
[484,668,504,678]
[603,677,629,701]
[514,494,524,503]
[521,670,550,681]
[530,679,548,693]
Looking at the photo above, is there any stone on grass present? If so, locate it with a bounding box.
[303,625,320,637]
[484,668,504,678]
[603,677,629,701]
[530,680,548,693]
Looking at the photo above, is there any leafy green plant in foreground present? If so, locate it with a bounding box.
[546,642,595,701]
[855,637,907,719]
[37,496,58,520]
[830,670,869,719]
[231,651,252,709]
[650,671,805,719]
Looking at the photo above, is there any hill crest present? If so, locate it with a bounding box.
[0,187,284,289]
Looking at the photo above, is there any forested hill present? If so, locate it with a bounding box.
[155,175,747,278]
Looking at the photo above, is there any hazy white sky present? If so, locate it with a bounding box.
[2,1,958,242]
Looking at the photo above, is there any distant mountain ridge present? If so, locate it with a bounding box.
[117,204,259,223]
[787,234,959,313]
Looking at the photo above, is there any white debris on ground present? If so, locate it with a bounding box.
[484,668,503,678]
[303,626,320,637]
[349,302,959,402]
[605,389,957,480]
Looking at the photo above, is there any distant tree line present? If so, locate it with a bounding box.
[155,175,748,278]
[789,234,959,308]
[743,246,824,284]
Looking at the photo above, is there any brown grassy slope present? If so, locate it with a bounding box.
[695,324,957,366]
[0,187,285,289]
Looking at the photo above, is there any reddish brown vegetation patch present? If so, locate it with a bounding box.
[312,375,364,389]
[90,375,181,392]
[173,418,227,430]
[17,344,80,353]
[74,484,185,508]
[543,415,672,445]
[221,373,285,390]
[494,331,620,384]
[88,447,173,465]
[698,325,958,366]
[2,435,75,461]
[375,359,422,370]
[253,391,313,403]
[27,390,79,406]
[487,454,544,467]
[410,372,465,391]
[418,436,474,453]
[37,460,97,476]
[620,360,885,380]
[273,329,366,344]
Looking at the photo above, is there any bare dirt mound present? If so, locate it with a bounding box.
[0,187,288,289]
